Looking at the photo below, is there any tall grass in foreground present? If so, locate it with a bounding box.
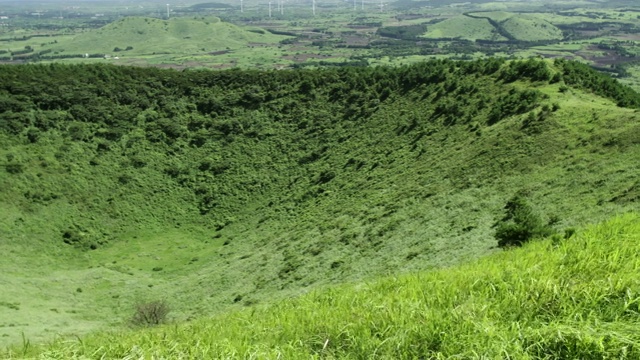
[7,213,640,359]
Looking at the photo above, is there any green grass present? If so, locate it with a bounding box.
[6,213,639,358]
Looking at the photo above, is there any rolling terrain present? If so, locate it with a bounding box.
[26,16,288,58]
[421,16,507,41]
[1,2,639,78]
[500,15,564,42]
[0,58,639,354]
[427,12,565,42]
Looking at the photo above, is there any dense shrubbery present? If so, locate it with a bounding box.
[500,58,551,83]
[0,58,636,250]
[0,59,557,140]
[377,24,428,40]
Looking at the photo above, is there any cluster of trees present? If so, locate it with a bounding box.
[499,58,553,83]
[595,42,635,57]
[554,58,640,108]
[5,58,632,147]
[113,46,134,52]
[9,45,34,56]
[377,24,428,40]
[559,21,640,40]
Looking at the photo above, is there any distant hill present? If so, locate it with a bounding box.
[500,15,564,41]
[466,12,564,42]
[422,16,508,41]
[424,12,564,42]
[44,16,287,56]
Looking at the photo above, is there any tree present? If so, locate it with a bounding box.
[130,300,170,327]
[494,194,553,248]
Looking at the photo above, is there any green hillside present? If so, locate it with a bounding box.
[0,58,639,349]
[501,15,564,42]
[466,12,565,42]
[8,214,639,358]
[422,16,507,41]
[42,16,287,56]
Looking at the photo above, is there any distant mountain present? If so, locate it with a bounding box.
[423,12,564,42]
[44,16,287,56]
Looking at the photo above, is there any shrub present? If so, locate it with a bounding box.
[5,163,24,174]
[494,194,554,248]
[564,227,576,239]
[131,300,170,327]
[26,128,40,143]
[61,228,99,250]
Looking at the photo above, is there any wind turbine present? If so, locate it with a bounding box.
[166,4,170,19]
[241,0,244,13]
[312,0,316,16]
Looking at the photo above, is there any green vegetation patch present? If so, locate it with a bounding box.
[466,12,564,42]
[501,15,564,42]
[8,214,640,359]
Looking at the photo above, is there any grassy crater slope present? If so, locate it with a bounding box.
[422,16,507,41]
[43,16,287,56]
[6,214,640,358]
[500,15,564,42]
[463,12,564,42]
[0,58,639,347]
